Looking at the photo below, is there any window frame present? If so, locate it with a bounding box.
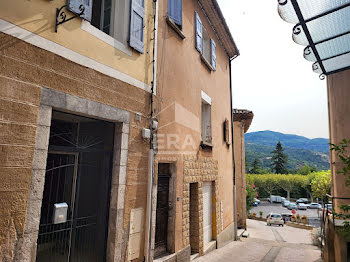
[201,91,213,148]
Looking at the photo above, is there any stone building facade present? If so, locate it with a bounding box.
[233,109,254,230]
[152,0,241,260]
[0,0,156,261]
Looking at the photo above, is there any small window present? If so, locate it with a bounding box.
[201,99,212,144]
[91,0,130,45]
[89,0,144,53]
[195,12,217,71]
[202,27,210,63]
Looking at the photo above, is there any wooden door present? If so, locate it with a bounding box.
[155,175,170,256]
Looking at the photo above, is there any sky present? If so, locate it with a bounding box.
[217,0,329,139]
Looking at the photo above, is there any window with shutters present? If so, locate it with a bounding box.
[195,12,216,71]
[72,0,145,53]
[90,0,130,45]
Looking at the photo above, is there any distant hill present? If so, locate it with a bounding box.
[245,131,330,171]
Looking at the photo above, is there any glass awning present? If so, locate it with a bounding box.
[278,0,350,79]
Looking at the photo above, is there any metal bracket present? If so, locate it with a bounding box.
[55,4,85,33]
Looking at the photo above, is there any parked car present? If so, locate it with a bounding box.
[268,195,283,203]
[282,200,290,207]
[287,203,297,210]
[324,204,333,211]
[322,204,333,214]
[308,203,322,209]
[281,213,292,223]
[297,203,308,210]
[296,198,308,204]
[267,213,284,226]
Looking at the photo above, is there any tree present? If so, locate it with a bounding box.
[279,175,296,200]
[261,175,280,198]
[302,172,317,202]
[251,158,262,174]
[298,164,312,175]
[311,172,331,201]
[271,141,288,174]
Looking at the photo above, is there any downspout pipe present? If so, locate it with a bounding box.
[229,55,238,241]
[145,0,158,261]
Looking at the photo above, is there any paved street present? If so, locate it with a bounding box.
[251,202,321,227]
[251,202,321,218]
[195,219,322,262]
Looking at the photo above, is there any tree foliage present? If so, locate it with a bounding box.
[271,141,288,174]
[247,172,330,202]
[311,172,331,200]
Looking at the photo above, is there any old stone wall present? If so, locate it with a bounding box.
[0,32,150,261]
[233,121,247,229]
[182,155,219,256]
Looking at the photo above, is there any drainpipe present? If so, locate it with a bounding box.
[145,0,158,261]
[229,55,238,241]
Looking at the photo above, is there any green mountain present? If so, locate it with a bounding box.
[245,131,330,172]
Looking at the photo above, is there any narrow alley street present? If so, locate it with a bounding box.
[195,219,322,262]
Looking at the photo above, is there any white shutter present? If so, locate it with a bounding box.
[211,39,216,70]
[195,12,203,54]
[203,182,212,246]
[129,0,145,53]
[67,0,93,22]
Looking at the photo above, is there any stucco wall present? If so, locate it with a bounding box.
[328,69,350,209]
[326,69,350,262]
[0,0,154,87]
[155,0,235,254]
[0,32,151,261]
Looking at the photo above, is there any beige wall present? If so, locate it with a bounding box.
[0,0,154,86]
[325,69,350,262]
[328,69,350,209]
[155,0,235,253]
[233,121,247,229]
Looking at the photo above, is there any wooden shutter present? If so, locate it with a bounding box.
[67,0,93,22]
[168,0,182,27]
[195,12,203,54]
[211,39,216,70]
[129,0,145,53]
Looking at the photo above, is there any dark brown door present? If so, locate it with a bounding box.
[155,175,170,256]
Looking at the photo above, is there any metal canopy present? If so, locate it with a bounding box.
[278,0,350,79]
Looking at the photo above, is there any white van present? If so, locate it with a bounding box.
[269,195,283,203]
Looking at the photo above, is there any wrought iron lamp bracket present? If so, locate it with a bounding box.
[55,4,85,33]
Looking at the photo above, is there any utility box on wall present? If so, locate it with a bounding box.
[128,207,144,261]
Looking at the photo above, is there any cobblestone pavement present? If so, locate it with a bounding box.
[195,219,322,262]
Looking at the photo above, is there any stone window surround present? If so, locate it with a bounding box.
[15,88,130,262]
